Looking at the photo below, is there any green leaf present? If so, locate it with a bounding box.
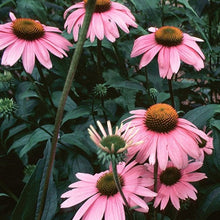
[17,0,47,22]
[197,185,220,220]
[52,91,77,112]
[60,132,93,156]
[11,141,57,220]
[212,119,220,170]
[8,134,32,153]
[19,125,54,157]
[157,92,170,103]
[6,124,28,142]
[178,0,199,17]
[35,140,57,220]
[183,104,220,129]
[62,106,90,125]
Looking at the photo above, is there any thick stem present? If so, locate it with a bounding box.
[36,1,96,219]
[111,157,133,220]
[168,79,175,108]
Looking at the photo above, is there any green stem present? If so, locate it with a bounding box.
[111,157,133,220]
[0,180,18,202]
[168,79,175,108]
[36,1,96,219]
[153,159,159,220]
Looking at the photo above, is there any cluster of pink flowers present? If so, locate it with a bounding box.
[0,0,213,219]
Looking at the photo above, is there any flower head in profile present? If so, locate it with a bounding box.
[145,161,207,210]
[131,26,205,79]
[122,103,208,170]
[197,130,213,162]
[0,12,72,74]
[88,120,141,163]
[61,161,157,220]
[64,0,137,42]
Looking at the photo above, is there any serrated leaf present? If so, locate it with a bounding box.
[183,104,220,129]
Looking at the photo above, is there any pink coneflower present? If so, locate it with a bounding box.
[197,130,213,162]
[0,12,72,74]
[88,120,140,154]
[123,103,208,170]
[145,161,207,210]
[61,161,157,220]
[131,26,205,79]
[64,0,137,42]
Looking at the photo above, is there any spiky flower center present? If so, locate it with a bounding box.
[198,138,207,148]
[84,0,111,12]
[145,103,178,133]
[160,167,181,186]
[100,135,126,153]
[155,26,183,47]
[12,18,45,41]
[96,172,123,196]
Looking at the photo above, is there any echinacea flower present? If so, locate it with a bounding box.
[88,120,141,163]
[61,161,157,220]
[131,26,205,79]
[145,161,207,210]
[122,103,208,170]
[197,130,213,162]
[0,12,72,73]
[64,0,137,42]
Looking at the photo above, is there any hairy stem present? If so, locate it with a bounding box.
[36,1,96,219]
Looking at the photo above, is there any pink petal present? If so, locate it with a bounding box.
[183,36,205,59]
[169,47,180,73]
[61,188,97,207]
[33,41,52,69]
[72,193,100,220]
[22,42,35,73]
[105,195,125,220]
[139,44,162,69]
[63,2,84,19]
[92,13,104,40]
[158,47,170,78]
[1,39,25,66]
[157,135,168,170]
[82,195,107,220]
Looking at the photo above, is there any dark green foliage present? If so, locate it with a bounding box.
[0,0,220,220]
